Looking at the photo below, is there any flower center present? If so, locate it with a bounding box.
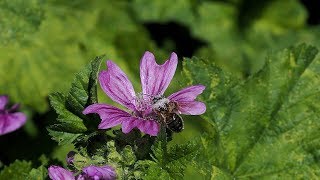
[134,93,152,111]
[133,92,157,120]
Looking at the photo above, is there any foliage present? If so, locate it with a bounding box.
[132,127,198,180]
[1,0,320,179]
[48,55,103,145]
[0,160,47,180]
[0,0,44,45]
[133,0,320,76]
[183,44,320,178]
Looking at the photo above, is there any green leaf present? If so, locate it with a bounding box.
[0,161,47,180]
[182,56,237,129]
[49,92,87,133]
[121,145,136,166]
[190,0,319,75]
[184,44,320,178]
[151,125,168,164]
[48,56,103,144]
[132,0,195,25]
[47,129,81,146]
[0,1,140,112]
[26,166,47,180]
[0,0,44,45]
[66,55,104,118]
[142,127,198,180]
[0,160,32,180]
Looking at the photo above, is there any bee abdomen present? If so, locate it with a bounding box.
[166,113,184,132]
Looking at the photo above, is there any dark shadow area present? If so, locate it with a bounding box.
[301,0,320,25]
[144,22,207,58]
[236,0,275,31]
[0,110,57,166]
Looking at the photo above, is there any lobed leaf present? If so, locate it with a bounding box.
[184,44,320,178]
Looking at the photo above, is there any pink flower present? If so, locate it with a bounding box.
[48,165,116,180]
[0,95,27,135]
[78,165,116,180]
[48,166,74,180]
[83,51,206,136]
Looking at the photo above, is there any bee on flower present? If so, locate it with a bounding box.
[83,52,206,136]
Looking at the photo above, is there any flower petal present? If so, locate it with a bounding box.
[0,95,8,110]
[177,101,206,115]
[140,51,178,96]
[136,120,160,136]
[121,118,142,134]
[168,85,205,102]
[48,165,75,180]
[122,118,159,136]
[83,104,131,129]
[99,61,136,111]
[0,112,27,135]
[82,165,116,180]
[168,85,206,115]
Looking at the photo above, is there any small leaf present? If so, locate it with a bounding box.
[47,129,81,146]
[121,145,136,166]
[106,141,123,164]
[26,166,47,180]
[151,125,168,163]
[49,92,87,133]
[48,56,103,144]
[144,134,198,180]
[66,55,104,117]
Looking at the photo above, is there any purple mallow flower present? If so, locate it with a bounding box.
[0,95,27,135]
[48,165,116,180]
[78,165,116,180]
[48,166,74,180]
[83,51,206,136]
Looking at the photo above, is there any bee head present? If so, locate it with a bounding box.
[151,95,165,104]
[151,95,169,111]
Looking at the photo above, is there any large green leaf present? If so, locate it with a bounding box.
[0,0,146,112]
[184,44,320,178]
[131,0,195,25]
[0,8,92,112]
[190,0,320,76]
[0,0,44,45]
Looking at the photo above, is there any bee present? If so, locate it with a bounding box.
[151,95,184,133]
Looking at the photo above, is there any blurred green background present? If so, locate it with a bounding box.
[0,0,319,178]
